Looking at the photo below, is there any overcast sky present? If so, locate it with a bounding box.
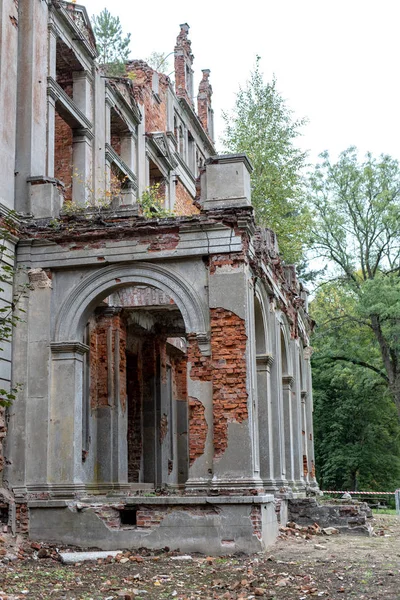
[82,0,400,165]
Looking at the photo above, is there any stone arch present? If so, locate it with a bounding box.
[278,314,293,376]
[54,262,209,343]
[254,283,270,356]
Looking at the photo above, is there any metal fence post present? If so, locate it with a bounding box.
[395,489,400,515]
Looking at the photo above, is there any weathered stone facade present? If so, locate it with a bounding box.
[0,0,318,553]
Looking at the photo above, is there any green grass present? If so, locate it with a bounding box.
[372,508,397,515]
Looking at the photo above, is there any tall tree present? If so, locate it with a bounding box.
[309,147,400,420]
[311,282,400,491]
[92,8,131,76]
[221,57,310,264]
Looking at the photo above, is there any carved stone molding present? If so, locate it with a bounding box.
[50,341,89,355]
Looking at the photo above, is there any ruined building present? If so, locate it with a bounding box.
[0,0,318,553]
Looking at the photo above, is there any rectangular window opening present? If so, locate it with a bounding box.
[120,508,137,527]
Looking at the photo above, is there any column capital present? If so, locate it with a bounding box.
[256,353,274,371]
[50,341,89,355]
[303,346,313,360]
[73,70,94,84]
[282,375,294,388]
[73,128,94,142]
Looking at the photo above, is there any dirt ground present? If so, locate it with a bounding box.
[0,515,399,600]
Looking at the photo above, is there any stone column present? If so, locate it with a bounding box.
[15,0,49,213]
[104,98,113,197]
[282,375,295,487]
[304,347,318,488]
[72,71,94,205]
[202,156,263,492]
[72,129,94,205]
[269,321,287,487]
[257,354,276,490]
[301,391,309,484]
[46,23,57,178]
[91,308,127,485]
[0,0,18,210]
[291,346,305,490]
[185,334,213,492]
[120,133,137,205]
[48,342,88,486]
[24,269,54,489]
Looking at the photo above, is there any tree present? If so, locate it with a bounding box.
[92,8,131,76]
[221,57,310,264]
[311,282,400,491]
[309,147,400,420]
[145,52,171,75]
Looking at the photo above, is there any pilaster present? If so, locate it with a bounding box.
[257,354,276,490]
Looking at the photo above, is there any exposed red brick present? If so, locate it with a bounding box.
[209,253,244,275]
[172,355,187,400]
[303,454,308,476]
[174,24,194,107]
[15,503,28,534]
[127,61,168,132]
[188,397,207,465]
[147,232,180,252]
[89,311,127,410]
[188,308,249,460]
[160,413,168,444]
[174,180,199,216]
[187,335,212,382]
[54,112,73,201]
[111,134,121,156]
[250,505,262,539]
[211,308,248,459]
[197,69,213,139]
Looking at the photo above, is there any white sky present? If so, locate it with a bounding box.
[82,0,400,165]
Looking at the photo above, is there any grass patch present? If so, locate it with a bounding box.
[372,508,397,515]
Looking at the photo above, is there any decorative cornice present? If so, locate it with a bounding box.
[256,354,274,369]
[50,341,89,355]
[282,375,294,387]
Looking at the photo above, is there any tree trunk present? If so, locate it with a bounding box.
[370,315,400,422]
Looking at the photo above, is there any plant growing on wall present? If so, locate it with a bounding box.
[92,8,131,76]
[0,218,26,407]
[139,184,175,219]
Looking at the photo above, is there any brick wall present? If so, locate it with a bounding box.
[89,311,127,410]
[187,306,249,462]
[197,69,212,137]
[128,61,168,132]
[188,396,207,465]
[174,24,194,107]
[210,308,248,458]
[54,113,73,201]
[174,180,200,216]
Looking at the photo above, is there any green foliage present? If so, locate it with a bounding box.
[308,148,400,420]
[92,8,131,76]
[221,57,311,264]
[145,52,171,74]
[139,184,175,219]
[311,283,400,492]
[0,221,27,407]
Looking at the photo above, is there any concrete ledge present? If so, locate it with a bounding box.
[28,496,278,555]
[28,495,275,508]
